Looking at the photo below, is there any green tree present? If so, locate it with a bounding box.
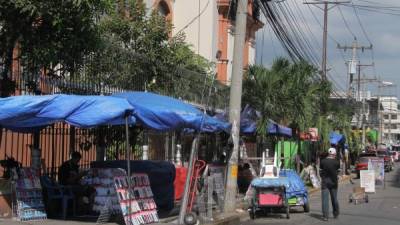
[242,58,328,135]
[0,0,108,97]
[83,0,219,105]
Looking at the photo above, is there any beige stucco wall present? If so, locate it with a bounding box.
[172,0,219,63]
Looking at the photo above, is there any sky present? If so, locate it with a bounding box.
[255,0,400,98]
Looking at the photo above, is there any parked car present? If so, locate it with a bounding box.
[355,152,379,178]
[392,145,400,161]
[389,151,397,163]
[377,150,393,172]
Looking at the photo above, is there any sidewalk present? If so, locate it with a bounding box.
[0,175,352,225]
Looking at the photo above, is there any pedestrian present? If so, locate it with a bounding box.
[320,147,340,221]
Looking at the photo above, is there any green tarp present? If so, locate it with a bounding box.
[275,141,298,169]
[275,141,312,169]
[367,129,378,144]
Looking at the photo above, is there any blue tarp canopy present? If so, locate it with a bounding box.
[0,94,135,131]
[267,120,292,137]
[213,105,259,134]
[113,92,230,132]
[329,131,345,145]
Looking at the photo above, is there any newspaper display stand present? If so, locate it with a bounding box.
[14,168,47,221]
[81,168,127,222]
[114,173,158,225]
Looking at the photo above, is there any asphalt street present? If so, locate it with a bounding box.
[243,162,400,225]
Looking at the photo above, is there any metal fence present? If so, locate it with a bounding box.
[1,54,228,178]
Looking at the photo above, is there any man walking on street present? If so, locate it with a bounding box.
[320,147,340,221]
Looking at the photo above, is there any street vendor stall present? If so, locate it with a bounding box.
[0,94,135,221]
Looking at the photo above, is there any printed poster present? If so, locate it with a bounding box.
[360,170,375,193]
[368,159,385,187]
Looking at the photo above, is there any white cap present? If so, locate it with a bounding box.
[328,148,337,155]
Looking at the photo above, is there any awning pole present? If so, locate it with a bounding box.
[125,115,132,224]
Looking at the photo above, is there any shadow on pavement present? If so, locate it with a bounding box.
[308,213,325,221]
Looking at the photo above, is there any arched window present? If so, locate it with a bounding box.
[157,0,171,20]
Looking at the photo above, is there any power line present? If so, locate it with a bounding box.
[351,2,377,76]
[174,0,210,36]
[337,5,357,39]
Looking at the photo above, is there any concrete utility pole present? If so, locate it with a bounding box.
[305,0,350,80]
[337,38,373,100]
[337,38,372,149]
[224,0,248,213]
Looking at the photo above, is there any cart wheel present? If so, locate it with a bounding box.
[249,206,256,220]
[303,202,310,213]
[349,194,353,203]
[184,212,197,225]
[249,211,255,220]
[286,206,290,219]
[365,195,369,203]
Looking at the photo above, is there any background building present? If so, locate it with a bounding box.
[146,0,263,85]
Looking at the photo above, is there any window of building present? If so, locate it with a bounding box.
[391,114,397,120]
[392,124,397,129]
[384,114,389,120]
[157,1,170,18]
[385,124,390,129]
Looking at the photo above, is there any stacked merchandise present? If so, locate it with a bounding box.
[14,168,47,221]
[114,173,159,225]
[81,168,126,214]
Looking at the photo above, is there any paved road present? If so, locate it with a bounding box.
[244,163,400,225]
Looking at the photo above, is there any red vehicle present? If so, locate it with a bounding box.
[377,150,393,172]
[392,145,400,161]
[355,152,379,178]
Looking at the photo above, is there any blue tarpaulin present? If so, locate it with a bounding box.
[267,120,292,137]
[213,105,259,134]
[329,132,345,145]
[251,170,308,202]
[0,94,135,131]
[113,92,230,132]
[251,177,290,188]
[279,169,308,201]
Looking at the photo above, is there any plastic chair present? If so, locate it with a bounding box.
[40,176,76,219]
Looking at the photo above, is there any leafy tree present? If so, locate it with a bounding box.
[0,0,109,96]
[241,58,358,154]
[83,0,220,105]
[242,58,329,135]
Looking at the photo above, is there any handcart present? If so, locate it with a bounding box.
[279,169,310,213]
[249,177,290,219]
[348,187,369,205]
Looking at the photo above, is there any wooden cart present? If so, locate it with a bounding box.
[348,187,369,205]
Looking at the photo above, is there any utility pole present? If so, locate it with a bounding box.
[337,37,373,149]
[305,0,350,80]
[224,0,248,213]
[337,38,373,100]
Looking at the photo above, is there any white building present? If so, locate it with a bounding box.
[379,96,400,144]
[145,0,263,85]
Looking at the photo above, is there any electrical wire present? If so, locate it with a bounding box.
[351,2,377,76]
[174,0,210,36]
[337,5,357,39]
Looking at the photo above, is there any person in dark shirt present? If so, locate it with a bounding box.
[58,151,94,214]
[58,151,85,185]
[320,147,340,221]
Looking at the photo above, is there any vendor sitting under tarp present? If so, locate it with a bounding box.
[58,151,95,214]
